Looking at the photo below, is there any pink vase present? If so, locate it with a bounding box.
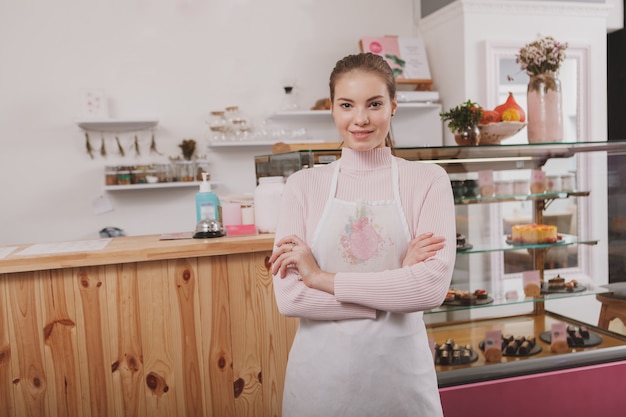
[526,72,563,143]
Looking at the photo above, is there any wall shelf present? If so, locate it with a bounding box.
[76,118,159,133]
[103,181,220,191]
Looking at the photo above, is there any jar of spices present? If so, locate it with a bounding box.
[105,166,118,186]
[153,163,171,183]
[463,179,479,198]
[117,168,131,185]
[131,167,146,184]
[175,160,195,182]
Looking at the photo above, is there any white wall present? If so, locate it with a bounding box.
[0,0,418,245]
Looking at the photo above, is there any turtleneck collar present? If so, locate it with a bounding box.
[339,147,392,171]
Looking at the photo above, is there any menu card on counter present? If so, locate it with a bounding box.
[15,238,112,256]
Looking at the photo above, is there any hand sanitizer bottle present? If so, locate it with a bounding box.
[196,172,221,222]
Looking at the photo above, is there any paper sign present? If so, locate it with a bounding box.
[478,170,495,197]
[484,330,502,351]
[523,270,541,288]
[0,246,18,260]
[16,239,112,256]
[551,322,568,343]
[359,36,431,80]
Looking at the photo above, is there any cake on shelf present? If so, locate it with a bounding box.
[510,223,558,244]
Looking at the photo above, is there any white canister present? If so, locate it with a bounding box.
[513,179,530,195]
[561,173,576,192]
[495,180,513,197]
[254,176,285,233]
[545,175,562,192]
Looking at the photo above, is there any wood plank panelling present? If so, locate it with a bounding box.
[7,272,48,416]
[74,266,114,417]
[228,253,264,417]
[139,260,181,417]
[0,274,15,417]
[41,268,82,417]
[199,256,236,417]
[0,251,298,417]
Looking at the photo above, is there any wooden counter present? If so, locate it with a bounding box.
[0,234,275,274]
[0,234,298,417]
[2,235,626,416]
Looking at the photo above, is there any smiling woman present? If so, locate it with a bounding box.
[270,52,456,417]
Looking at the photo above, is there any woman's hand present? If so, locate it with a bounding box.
[269,235,335,294]
[402,233,445,268]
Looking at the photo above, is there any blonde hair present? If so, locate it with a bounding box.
[329,52,396,148]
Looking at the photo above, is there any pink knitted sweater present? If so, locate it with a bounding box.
[272,147,456,321]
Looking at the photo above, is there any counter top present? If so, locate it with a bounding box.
[0,233,275,274]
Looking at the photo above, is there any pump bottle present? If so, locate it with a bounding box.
[196,172,221,222]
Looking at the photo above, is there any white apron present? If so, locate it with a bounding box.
[282,158,443,417]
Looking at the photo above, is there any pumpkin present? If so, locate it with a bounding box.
[494,92,526,122]
[480,110,501,124]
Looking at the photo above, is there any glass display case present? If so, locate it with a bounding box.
[255,140,626,386]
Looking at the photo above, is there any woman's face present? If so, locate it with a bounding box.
[331,70,397,151]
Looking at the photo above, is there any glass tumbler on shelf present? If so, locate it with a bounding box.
[175,160,195,182]
[194,155,211,181]
[231,118,252,141]
[224,106,241,140]
[208,110,228,142]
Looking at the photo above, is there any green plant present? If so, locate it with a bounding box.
[439,100,483,132]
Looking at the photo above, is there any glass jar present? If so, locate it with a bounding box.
[105,166,118,186]
[208,110,228,142]
[131,167,147,184]
[117,169,131,185]
[144,167,158,184]
[153,163,171,183]
[194,155,211,181]
[175,160,195,182]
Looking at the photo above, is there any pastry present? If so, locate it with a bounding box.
[456,233,467,249]
[548,274,566,290]
[434,339,474,366]
[511,223,558,244]
[484,347,502,363]
[551,339,569,354]
[524,283,541,297]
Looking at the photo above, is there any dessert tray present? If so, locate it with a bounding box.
[434,340,478,366]
[443,296,494,307]
[479,335,542,357]
[539,328,602,348]
[443,289,493,307]
[540,282,586,294]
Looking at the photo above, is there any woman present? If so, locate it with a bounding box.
[269,52,456,417]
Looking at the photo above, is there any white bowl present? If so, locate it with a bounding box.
[478,122,527,145]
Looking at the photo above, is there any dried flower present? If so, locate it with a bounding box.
[516,35,568,77]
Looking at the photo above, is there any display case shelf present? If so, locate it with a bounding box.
[457,233,598,255]
[426,278,608,316]
[454,190,590,205]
